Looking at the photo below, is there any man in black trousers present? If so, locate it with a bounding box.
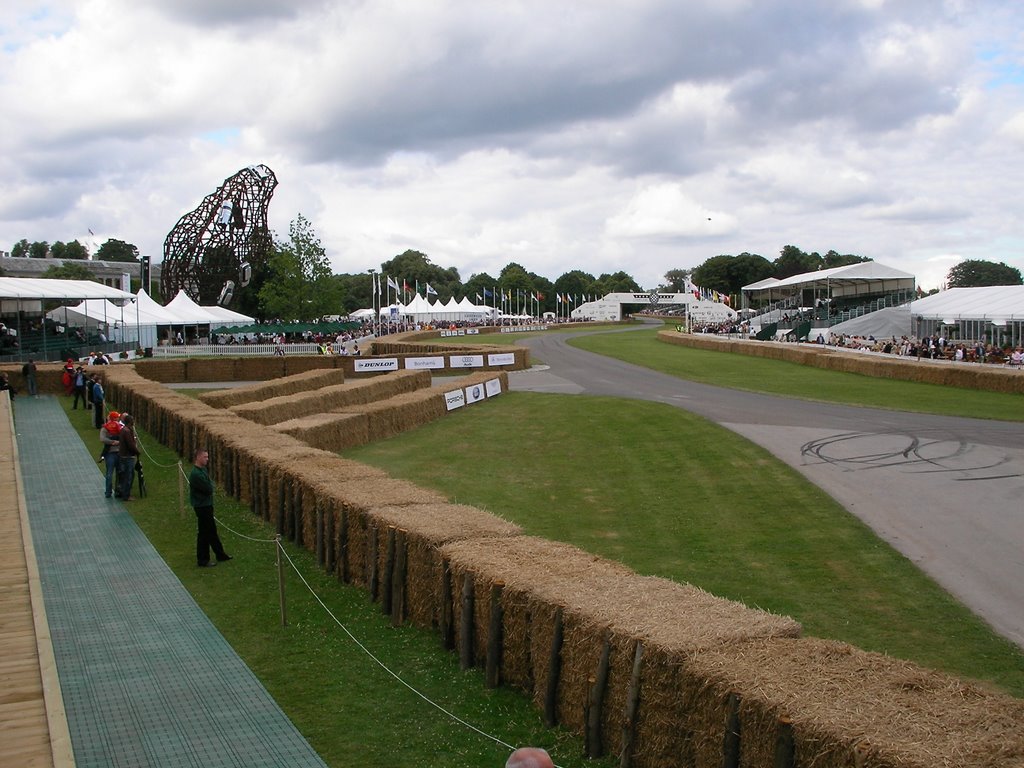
[188,447,232,568]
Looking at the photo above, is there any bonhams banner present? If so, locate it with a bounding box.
[485,378,502,398]
[444,389,466,410]
[405,356,446,370]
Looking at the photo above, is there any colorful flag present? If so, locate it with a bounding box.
[425,283,438,296]
[484,288,493,298]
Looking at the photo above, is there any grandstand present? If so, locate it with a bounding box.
[741,261,916,337]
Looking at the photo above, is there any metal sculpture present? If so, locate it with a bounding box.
[161,164,278,305]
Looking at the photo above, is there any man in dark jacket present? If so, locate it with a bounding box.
[188,447,231,568]
[117,414,140,500]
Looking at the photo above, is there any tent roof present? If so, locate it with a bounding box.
[910,285,1024,321]
[742,261,915,294]
[165,290,224,324]
[0,277,136,303]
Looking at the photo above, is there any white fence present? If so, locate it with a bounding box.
[152,343,323,358]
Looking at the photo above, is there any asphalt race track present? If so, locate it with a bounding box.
[508,324,1024,650]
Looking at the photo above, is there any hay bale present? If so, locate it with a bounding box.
[365,504,521,628]
[274,412,370,452]
[234,356,288,382]
[682,637,1024,768]
[231,369,430,426]
[133,359,187,382]
[184,357,239,382]
[283,356,340,375]
[200,368,346,408]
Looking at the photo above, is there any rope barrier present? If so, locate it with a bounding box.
[273,543,519,755]
[210,519,542,760]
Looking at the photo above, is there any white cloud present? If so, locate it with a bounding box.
[1,0,1023,295]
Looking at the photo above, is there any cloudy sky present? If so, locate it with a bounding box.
[2,0,1022,291]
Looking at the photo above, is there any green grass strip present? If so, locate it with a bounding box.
[568,326,1024,421]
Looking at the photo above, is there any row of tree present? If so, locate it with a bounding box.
[7,222,1021,323]
[9,238,141,262]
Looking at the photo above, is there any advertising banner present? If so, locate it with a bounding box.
[485,378,503,398]
[444,389,466,410]
[486,352,516,366]
[405,356,446,370]
[354,358,399,372]
[465,383,486,404]
[449,354,484,368]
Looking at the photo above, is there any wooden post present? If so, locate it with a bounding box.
[315,501,324,568]
[382,526,396,616]
[459,573,474,670]
[276,534,287,627]
[290,485,300,545]
[544,608,563,728]
[367,526,379,601]
[773,716,795,768]
[620,641,644,768]
[485,582,504,688]
[324,505,335,575]
[440,559,454,650]
[276,477,286,536]
[391,529,407,626]
[722,692,742,768]
[585,634,612,758]
[339,508,349,583]
[177,461,185,519]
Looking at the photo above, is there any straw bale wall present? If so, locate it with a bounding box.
[199,368,347,409]
[439,537,802,764]
[680,637,1024,768]
[132,354,342,383]
[231,369,431,426]
[658,330,1024,394]
[273,371,509,452]
[70,358,1024,768]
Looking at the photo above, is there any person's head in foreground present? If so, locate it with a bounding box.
[506,747,554,768]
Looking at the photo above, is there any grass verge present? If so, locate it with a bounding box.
[567,325,1024,420]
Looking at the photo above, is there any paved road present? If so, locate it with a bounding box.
[508,325,1024,649]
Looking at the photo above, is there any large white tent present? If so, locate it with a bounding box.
[910,285,1024,347]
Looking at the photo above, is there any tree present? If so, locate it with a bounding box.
[380,249,461,300]
[63,240,89,260]
[96,239,140,263]
[662,268,691,292]
[42,262,95,281]
[29,241,49,259]
[693,253,773,295]
[257,214,344,321]
[11,239,30,258]
[822,250,870,269]
[773,245,822,279]
[592,271,641,295]
[946,259,1023,288]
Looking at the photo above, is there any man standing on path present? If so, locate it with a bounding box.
[188,447,232,568]
[21,358,37,397]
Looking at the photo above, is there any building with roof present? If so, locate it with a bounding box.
[910,285,1023,348]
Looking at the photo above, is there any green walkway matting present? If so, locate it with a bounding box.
[13,396,328,768]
